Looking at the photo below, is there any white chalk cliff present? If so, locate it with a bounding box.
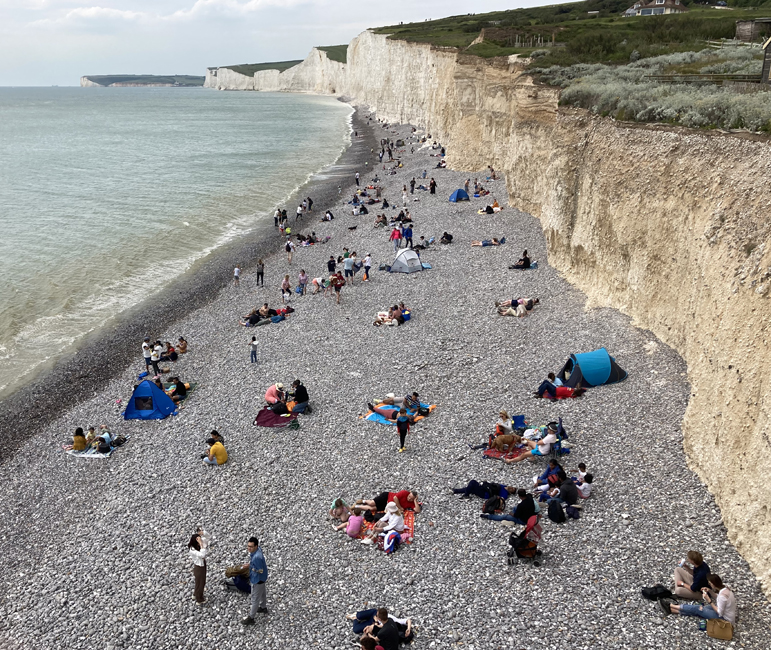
[208,31,771,597]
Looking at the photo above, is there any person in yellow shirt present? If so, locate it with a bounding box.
[203,438,228,466]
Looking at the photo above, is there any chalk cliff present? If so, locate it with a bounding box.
[80,77,102,87]
[208,31,771,596]
[204,67,255,90]
[253,48,345,94]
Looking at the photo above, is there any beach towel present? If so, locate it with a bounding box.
[252,407,298,428]
[483,445,526,462]
[358,510,415,551]
[360,403,436,426]
[66,435,131,459]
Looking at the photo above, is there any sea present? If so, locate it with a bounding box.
[0,87,353,398]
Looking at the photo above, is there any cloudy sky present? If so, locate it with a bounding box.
[0,0,567,85]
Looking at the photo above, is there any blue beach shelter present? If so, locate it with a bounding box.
[448,189,470,202]
[557,348,627,388]
[124,380,177,420]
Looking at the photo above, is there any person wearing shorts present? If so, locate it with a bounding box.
[332,272,346,304]
[343,256,355,279]
[506,425,558,464]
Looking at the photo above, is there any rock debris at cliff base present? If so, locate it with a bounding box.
[1,115,770,650]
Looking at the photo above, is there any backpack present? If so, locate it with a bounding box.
[641,584,675,601]
[547,500,566,523]
[285,242,292,252]
[112,434,127,447]
[483,496,504,514]
[96,440,111,454]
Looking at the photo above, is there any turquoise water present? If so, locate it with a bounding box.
[0,87,352,396]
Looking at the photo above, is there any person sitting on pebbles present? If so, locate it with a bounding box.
[351,608,414,647]
[360,502,404,545]
[64,427,87,451]
[264,382,285,405]
[334,506,364,538]
[509,250,531,270]
[505,423,559,464]
[202,437,228,466]
[330,498,351,523]
[659,574,736,626]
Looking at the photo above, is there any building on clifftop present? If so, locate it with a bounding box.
[625,0,688,16]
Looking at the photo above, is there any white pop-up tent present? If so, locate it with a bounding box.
[390,248,423,273]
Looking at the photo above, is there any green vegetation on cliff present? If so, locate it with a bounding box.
[317,45,348,64]
[85,75,204,87]
[374,2,771,66]
[222,61,303,76]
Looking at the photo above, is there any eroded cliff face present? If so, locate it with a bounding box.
[253,49,345,94]
[204,30,771,594]
[204,67,255,90]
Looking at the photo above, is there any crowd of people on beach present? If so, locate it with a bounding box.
[62,116,740,648]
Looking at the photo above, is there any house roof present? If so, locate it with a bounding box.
[638,0,689,9]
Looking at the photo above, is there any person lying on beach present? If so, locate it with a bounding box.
[357,490,421,515]
[355,608,414,648]
[471,238,504,247]
[497,298,540,317]
[377,392,420,410]
[259,303,278,319]
[240,309,261,327]
[451,480,517,500]
[534,382,587,401]
[360,502,404,545]
[334,507,364,537]
[509,250,531,270]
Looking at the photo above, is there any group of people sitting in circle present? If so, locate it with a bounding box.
[264,380,311,414]
[373,302,409,327]
[496,297,539,318]
[66,424,122,454]
[330,490,421,548]
[535,373,587,401]
[657,551,736,630]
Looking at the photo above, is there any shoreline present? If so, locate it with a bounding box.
[0,103,376,459]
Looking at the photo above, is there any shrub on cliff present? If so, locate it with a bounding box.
[535,48,770,132]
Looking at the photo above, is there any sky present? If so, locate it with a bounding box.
[0,0,570,86]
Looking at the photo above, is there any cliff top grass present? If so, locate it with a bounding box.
[317,45,348,64]
[374,0,771,66]
[221,61,303,76]
[84,75,204,86]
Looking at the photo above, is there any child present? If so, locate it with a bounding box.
[572,463,587,481]
[85,426,97,448]
[329,498,351,523]
[334,507,364,538]
[233,265,241,286]
[577,474,594,499]
[250,336,258,363]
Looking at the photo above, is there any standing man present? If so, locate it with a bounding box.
[429,178,436,195]
[326,255,336,274]
[273,209,280,227]
[343,254,355,282]
[409,177,415,194]
[150,341,162,377]
[464,179,470,194]
[402,224,413,249]
[296,204,303,222]
[355,172,360,187]
[241,537,268,625]
[142,337,152,372]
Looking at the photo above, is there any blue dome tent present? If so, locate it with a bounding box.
[448,189,470,202]
[557,348,627,388]
[124,380,178,420]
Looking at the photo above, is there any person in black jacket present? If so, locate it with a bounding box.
[291,379,311,414]
[481,489,536,524]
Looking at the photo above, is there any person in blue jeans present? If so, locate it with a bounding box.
[481,489,536,523]
[290,379,310,414]
[452,480,517,501]
[660,574,736,625]
[241,537,268,625]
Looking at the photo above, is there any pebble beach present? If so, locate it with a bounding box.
[1,110,770,650]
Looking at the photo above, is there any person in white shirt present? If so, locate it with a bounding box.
[362,254,372,282]
[233,265,241,286]
[296,205,303,221]
[150,341,162,377]
[662,574,736,625]
[495,409,513,436]
[506,423,558,464]
[188,528,211,604]
[361,502,404,545]
[577,474,593,498]
[142,337,152,371]
[274,209,281,227]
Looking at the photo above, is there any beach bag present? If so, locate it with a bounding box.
[417,406,429,416]
[641,585,674,601]
[112,434,127,447]
[483,496,505,514]
[547,500,566,523]
[295,286,302,294]
[706,619,733,640]
[225,565,249,578]
[96,440,111,454]
[383,530,401,554]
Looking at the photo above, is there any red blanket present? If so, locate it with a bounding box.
[358,510,415,551]
[483,446,526,461]
[252,407,298,428]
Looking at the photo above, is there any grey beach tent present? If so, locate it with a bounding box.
[390,248,423,273]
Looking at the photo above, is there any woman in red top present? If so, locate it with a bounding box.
[359,490,421,514]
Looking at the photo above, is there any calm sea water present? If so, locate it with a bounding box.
[0,87,352,397]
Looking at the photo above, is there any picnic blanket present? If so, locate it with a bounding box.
[483,445,526,462]
[360,403,436,426]
[66,435,131,459]
[252,407,298,428]
[358,510,415,551]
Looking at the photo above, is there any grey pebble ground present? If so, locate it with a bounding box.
[1,112,770,650]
